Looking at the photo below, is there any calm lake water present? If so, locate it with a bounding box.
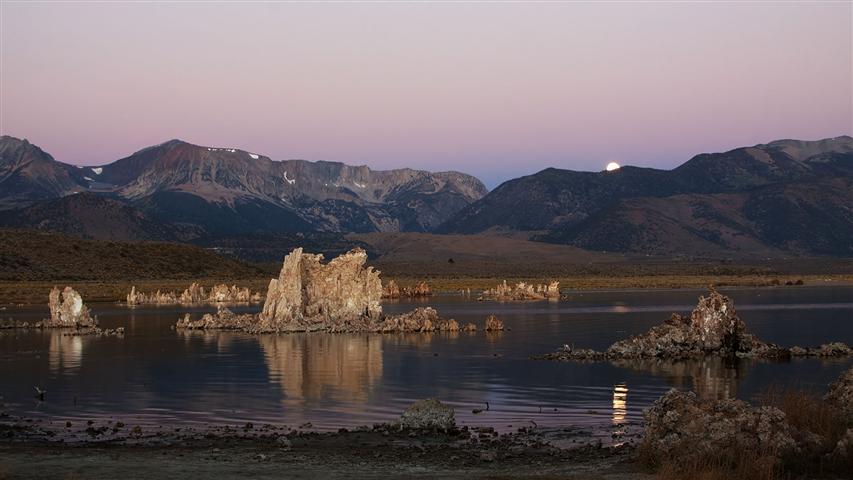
[1,286,851,433]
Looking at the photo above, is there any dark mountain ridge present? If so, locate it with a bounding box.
[440,135,853,256]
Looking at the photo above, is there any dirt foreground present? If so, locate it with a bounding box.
[0,417,646,480]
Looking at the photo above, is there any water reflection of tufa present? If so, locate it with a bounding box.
[258,335,383,404]
[177,329,237,353]
[48,331,83,374]
[611,356,744,400]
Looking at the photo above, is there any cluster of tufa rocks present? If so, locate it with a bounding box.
[0,287,123,336]
[127,282,262,306]
[535,287,851,361]
[643,389,796,458]
[643,365,853,468]
[381,280,432,299]
[826,366,853,421]
[478,280,560,302]
[175,248,504,334]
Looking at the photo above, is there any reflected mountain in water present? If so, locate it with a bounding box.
[258,334,383,404]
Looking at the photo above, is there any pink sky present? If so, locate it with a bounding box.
[1,2,850,188]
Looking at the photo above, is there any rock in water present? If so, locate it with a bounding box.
[47,287,96,328]
[382,280,432,299]
[175,307,256,330]
[537,287,853,361]
[400,399,455,430]
[689,288,745,351]
[256,248,382,332]
[382,279,402,299]
[825,366,853,420]
[127,283,261,306]
[376,307,459,333]
[484,315,504,331]
[479,280,559,301]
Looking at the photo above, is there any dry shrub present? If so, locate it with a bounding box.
[640,387,852,480]
[637,435,780,480]
[759,386,851,476]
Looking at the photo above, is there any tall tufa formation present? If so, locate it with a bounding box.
[46,287,96,328]
[689,288,746,351]
[256,248,383,332]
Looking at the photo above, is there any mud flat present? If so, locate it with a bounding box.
[0,406,644,480]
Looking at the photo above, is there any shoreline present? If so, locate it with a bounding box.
[1,275,851,307]
[0,415,646,479]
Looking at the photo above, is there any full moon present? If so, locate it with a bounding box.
[605,162,621,172]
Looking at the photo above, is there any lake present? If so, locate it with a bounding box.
[1,286,851,435]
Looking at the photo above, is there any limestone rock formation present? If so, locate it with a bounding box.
[825,365,853,420]
[642,389,796,465]
[535,288,852,361]
[375,307,458,333]
[381,280,432,299]
[690,289,746,351]
[174,248,469,334]
[175,307,256,331]
[255,248,382,332]
[126,283,262,306]
[46,287,96,328]
[484,315,504,331]
[382,280,401,299]
[478,280,559,301]
[400,399,456,430]
[127,287,178,305]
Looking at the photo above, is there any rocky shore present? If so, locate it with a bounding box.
[0,398,642,479]
[534,287,852,361]
[3,366,850,479]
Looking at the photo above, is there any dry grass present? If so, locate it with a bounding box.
[652,451,779,480]
[760,388,852,477]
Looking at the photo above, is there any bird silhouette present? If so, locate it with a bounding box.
[472,401,490,414]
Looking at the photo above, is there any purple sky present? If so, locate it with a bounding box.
[1,2,851,188]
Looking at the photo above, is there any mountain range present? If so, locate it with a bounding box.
[1,134,851,257]
[0,136,487,237]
